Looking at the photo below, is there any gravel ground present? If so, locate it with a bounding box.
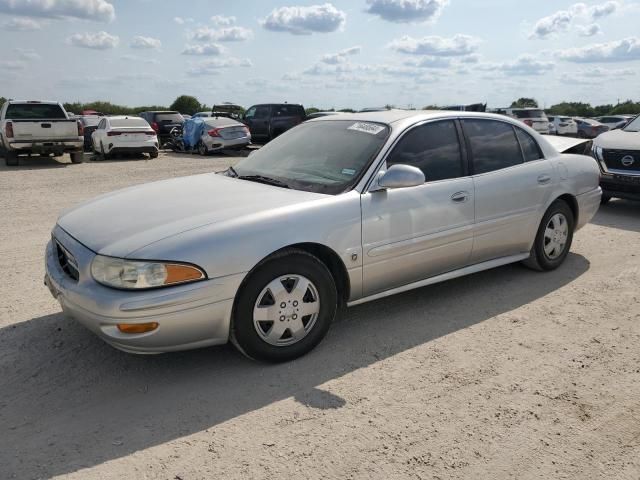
[0,152,639,480]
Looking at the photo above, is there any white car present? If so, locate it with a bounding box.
[92,116,159,159]
[492,108,550,134]
[548,116,578,136]
[595,115,632,131]
[197,117,251,155]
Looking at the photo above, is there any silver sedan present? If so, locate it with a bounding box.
[44,111,601,362]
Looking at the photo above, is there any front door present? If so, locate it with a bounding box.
[361,120,475,297]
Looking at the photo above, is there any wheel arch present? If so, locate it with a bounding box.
[555,193,579,230]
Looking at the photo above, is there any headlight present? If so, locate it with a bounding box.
[592,145,604,161]
[91,255,206,289]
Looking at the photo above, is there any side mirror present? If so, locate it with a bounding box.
[374,164,425,190]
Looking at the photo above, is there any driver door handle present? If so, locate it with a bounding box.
[537,174,552,185]
[451,191,470,203]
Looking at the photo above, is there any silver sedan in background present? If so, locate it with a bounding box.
[197,117,251,155]
[45,111,601,362]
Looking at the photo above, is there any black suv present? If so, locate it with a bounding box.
[243,104,305,142]
[139,111,184,143]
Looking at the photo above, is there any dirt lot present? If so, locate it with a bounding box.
[1,152,639,480]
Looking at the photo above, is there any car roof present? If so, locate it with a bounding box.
[107,116,147,121]
[307,109,517,125]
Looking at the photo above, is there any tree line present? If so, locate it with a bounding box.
[1,95,639,118]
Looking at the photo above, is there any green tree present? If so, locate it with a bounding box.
[510,97,538,108]
[170,95,202,115]
[547,102,594,117]
[610,100,640,115]
[305,107,321,115]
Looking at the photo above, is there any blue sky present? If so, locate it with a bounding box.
[0,0,639,110]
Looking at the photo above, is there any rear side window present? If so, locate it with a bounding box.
[514,128,543,162]
[387,120,463,182]
[254,106,271,118]
[5,103,67,120]
[463,119,524,174]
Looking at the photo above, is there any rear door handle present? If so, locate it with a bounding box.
[451,191,470,203]
[537,174,552,185]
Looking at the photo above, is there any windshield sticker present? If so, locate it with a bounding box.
[348,122,385,135]
[341,168,356,176]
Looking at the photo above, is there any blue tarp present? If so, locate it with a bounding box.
[182,117,207,148]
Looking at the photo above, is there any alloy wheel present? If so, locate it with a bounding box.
[544,213,569,260]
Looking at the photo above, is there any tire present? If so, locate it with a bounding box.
[600,194,612,205]
[70,151,84,164]
[231,249,337,362]
[5,151,18,166]
[149,151,158,159]
[523,199,575,271]
[100,143,110,161]
[198,142,208,156]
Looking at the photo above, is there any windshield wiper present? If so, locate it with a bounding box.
[226,166,238,177]
[238,175,290,189]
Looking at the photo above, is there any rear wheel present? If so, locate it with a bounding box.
[523,200,574,271]
[5,151,18,166]
[149,151,158,159]
[198,142,208,156]
[231,249,337,362]
[100,143,110,161]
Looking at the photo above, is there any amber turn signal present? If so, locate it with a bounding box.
[117,322,159,334]
[165,264,205,285]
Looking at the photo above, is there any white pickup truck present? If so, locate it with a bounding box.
[0,100,84,166]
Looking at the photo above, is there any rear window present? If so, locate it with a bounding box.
[5,103,67,120]
[80,117,101,127]
[155,113,184,123]
[512,110,546,119]
[110,118,150,128]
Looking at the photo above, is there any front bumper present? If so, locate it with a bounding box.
[45,226,245,354]
[600,174,640,201]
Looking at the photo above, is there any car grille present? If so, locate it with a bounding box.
[602,149,640,172]
[55,239,79,282]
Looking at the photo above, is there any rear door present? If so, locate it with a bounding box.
[245,105,271,139]
[360,119,475,296]
[462,119,553,263]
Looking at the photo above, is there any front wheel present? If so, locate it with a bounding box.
[523,200,574,271]
[231,249,337,362]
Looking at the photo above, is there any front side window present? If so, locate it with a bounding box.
[463,119,524,174]
[233,120,390,194]
[386,120,463,182]
[244,106,256,119]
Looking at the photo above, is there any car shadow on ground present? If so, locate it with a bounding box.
[0,254,589,478]
[591,199,640,233]
[0,155,75,171]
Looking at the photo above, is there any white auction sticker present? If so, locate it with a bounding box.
[348,122,385,135]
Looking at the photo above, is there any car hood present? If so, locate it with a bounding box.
[57,173,326,258]
[593,129,640,149]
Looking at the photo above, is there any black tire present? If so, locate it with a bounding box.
[198,142,208,156]
[100,143,110,161]
[149,151,158,159]
[231,249,337,362]
[5,151,18,166]
[600,194,612,205]
[523,199,575,271]
[70,151,84,164]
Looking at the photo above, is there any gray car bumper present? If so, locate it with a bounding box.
[44,226,245,354]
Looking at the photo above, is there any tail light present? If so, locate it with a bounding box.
[107,131,123,136]
[145,130,156,135]
[242,126,250,135]
[5,121,14,138]
[151,122,159,132]
[77,120,84,136]
[523,119,533,127]
[208,128,221,137]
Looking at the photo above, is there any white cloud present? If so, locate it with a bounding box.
[530,1,619,39]
[322,46,361,64]
[174,16,194,25]
[491,55,555,76]
[0,60,27,71]
[120,54,159,65]
[68,31,119,50]
[403,56,451,68]
[388,34,480,56]
[189,26,252,42]
[211,15,236,26]
[577,23,601,37]
[15,48,41,61]
[556,36,640,62]
[188,58,253,75]
[262,3,346,35]
[364,0,449,23]
[130,36,161,49]
[0,0,115,22]
[181,43,225,56]
[4,17,41,31]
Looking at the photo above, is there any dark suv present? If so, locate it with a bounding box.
[243,104,305,142]
[139,111,184,143]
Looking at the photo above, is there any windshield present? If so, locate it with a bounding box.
[513,110,546,119]
[5,103,67,120]
[233,120,390,194]
[623,116,640,132]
